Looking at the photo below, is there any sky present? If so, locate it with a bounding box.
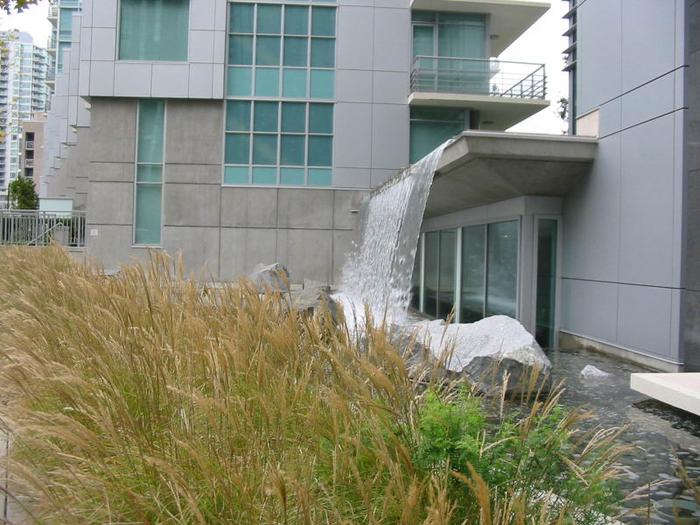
[0,0,569,134]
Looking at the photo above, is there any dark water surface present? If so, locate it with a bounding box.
[548,348,700,524]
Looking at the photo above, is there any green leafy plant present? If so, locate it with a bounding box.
[8,176,38,209]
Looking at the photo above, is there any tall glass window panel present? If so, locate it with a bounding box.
[283,37,307,67]
[310,38,334,68]
[311,7,336,37]
[227,67,252,96]
[230,3,254,33]
[229,35,253,65]
[424,231,439,317]
[134,185,162,245]
[137,100,165,163]
[119,0,189,61]
[226,101,251,132]
[284,6,308,35]
[310,69,334,99]
[282,102,306,132]
[412,25,434,57]
[257,4,282,34]
[253,101,278,132]
[255,36,281,65]
[225,134,250,165]
[308,168,331,186]
[308,135,332,166]
[282,69,307,98]
[535,219,558,348]
[281,135,305,165]
[438,229,456,319]
[461,224,485,323]
[255,67,280,96]
[410,108,467,164]
[486,220,519,318]
[253,134,278,165]
[309,104,333,133]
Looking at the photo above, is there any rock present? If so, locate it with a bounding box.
[291,286,338,323]
[580,364,612,381]
[250,263,290,293]
[415,316,551,396]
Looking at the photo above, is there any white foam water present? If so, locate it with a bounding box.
[341,140,452,324]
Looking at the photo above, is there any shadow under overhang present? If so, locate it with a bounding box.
[425,131,598,218]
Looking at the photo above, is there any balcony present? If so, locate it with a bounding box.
[410,0,549,55]
[48,5,59,24]
[409,56,549,130]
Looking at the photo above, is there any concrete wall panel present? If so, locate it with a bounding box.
[165,100,223,165]
[277,189,333,229]
[163,183,221,227]
[277,229,332,283]
[86,181,133,225]
[163,227,221,278]
[219,228,277,281]
[89,99,137,163]
[220,188,277,228]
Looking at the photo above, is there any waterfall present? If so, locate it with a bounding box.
[341,140,452,323]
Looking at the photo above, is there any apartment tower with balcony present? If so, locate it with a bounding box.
[0,31,49,193]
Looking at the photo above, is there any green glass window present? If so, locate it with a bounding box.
[284,6,308,35]
[281,135,305,165]
[281,167,305,185]
[229,35,253,65]
[310,38,334,67]
[226,101,251,131]
[227,67,252,96]
[225,166,250,185]
[230,3,254,33]
[225,134,250,164]
[308,135,332,166]
[119,0,189,61]
[308,168,332,187]
[254,102,279,132]
[257,4,282,34]
[410,108,467,163]
[255,68,280,96]
[255,36,280,65]
[253,134,278,165]
[137,100,165,163]
[282,69,307,97]
[134,100,165,246]
[253,167,277,184]
[282,102,306,132]
[283,37,308,67]
[309,104,333,133]
[310,69,334,98]
[311,7,335,37]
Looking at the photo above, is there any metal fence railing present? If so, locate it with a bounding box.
[410,56,547,100]
[0,210,86,248]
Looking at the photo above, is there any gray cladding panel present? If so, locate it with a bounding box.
[373,8,411,73]
[617,283,674,358]
[336,7,374,71]
[334,103,373,169]
[560,278,619,343]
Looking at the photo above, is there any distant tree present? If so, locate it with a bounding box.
[1,0,38,13]
[8,177,38,210]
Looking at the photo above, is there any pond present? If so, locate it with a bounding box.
[549,348,700,524]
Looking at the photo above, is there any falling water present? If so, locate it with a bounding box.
[341,140,452,322]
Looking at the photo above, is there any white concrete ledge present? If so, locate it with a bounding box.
[630,373,700,416]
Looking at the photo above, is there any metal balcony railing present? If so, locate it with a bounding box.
[410,56,547,100]
[0,210,86,247]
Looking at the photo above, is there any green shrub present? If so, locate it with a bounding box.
[0,247,626,524]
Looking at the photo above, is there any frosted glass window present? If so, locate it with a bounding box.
[486,221,518,318]
[119,0,189,61]
[283,37,308,67]
[308,136,332,166]
[253,134,278,165]
[257,4,282,34]
[281,167,305,185]
[282,102,306,132]
[137,100,165,163]
[225,166,250,185]
[230,3,254,33]
[256,36,280,65]
[226,101,251,131]
[308,168,331,186]
[281,135,305,165]
[229,35,253,65]
[309,104,333,133]
[284,6,308,35]
[310,69,334,98]
[255,68,280,96]
[225,134,250,164]
[283,69,307,97]
[227,67,252,96]
[310,38,334,67]
[134,185,162,245]
[254,102,279,132]
[253,167,277,184]
[311,7,335,37]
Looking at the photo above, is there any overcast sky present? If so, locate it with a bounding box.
[0,0,569,134]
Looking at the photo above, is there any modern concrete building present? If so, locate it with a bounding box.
[40,0,699,371]
[0,31,50,192]
[20,113,47,191]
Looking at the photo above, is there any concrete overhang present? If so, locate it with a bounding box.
[409,0,550,55]
[409,91,549,130]
[425,131,597,218]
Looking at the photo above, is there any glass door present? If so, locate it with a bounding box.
[535,219,558,348]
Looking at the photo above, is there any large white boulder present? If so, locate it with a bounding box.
[415,316,552,396]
